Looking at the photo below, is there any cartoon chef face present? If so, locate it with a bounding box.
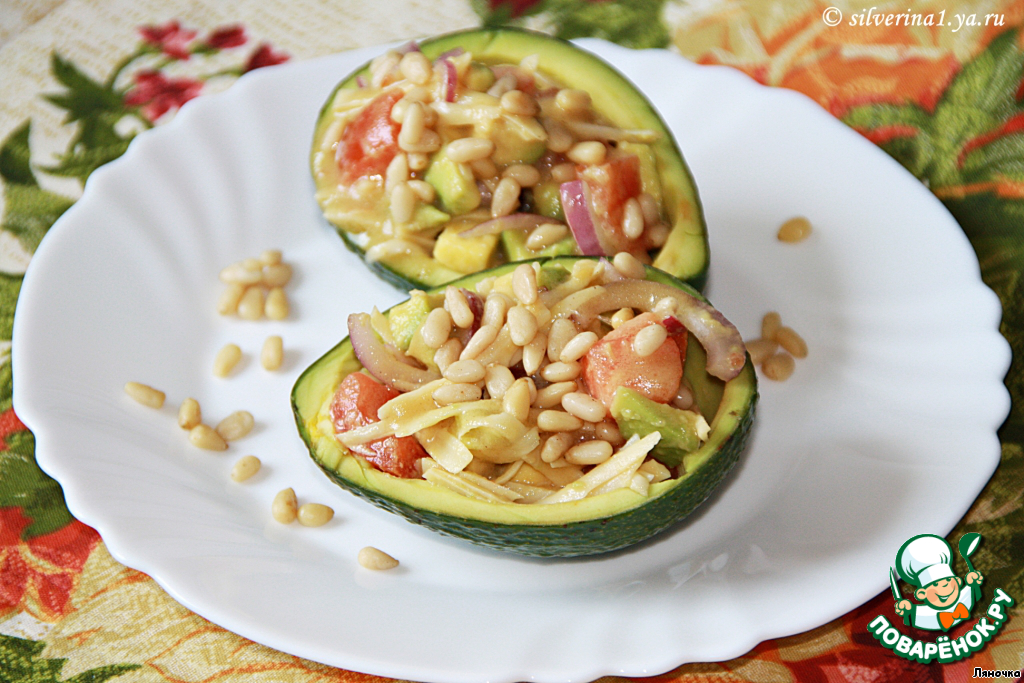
[914,575,963,610]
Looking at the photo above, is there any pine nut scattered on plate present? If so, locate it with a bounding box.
[230,455,261,482]
[358,546,399,570]
[297,503,334,527]
[188,424,228,451]
[762,351,796,381]
[261,335,283,370]
[777,216,812,243]
[177,397,202,429]
[272,487,298,524]
[124,382,165,409]
[213,343,242,378]
[215,410,254,441]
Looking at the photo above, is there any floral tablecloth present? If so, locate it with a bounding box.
[1,0,1023,681]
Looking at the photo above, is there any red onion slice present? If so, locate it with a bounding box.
[397,41,421,54]
[552,280,747,381]
[442,59,458,102]
[348,313,440,392]
[459,213,550,238]
[560,181,605,256]
[436,47,465,60]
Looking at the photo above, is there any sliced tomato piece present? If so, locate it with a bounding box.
[330,371,424,478]
[581,312,682,409]
[576,153,653,256]
[336,90,402,185]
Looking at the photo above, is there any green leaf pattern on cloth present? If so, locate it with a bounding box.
[0,634,137,683]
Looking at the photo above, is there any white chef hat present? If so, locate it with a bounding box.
[896,534,955,588]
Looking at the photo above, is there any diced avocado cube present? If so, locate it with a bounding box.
[490,115,547,165]
[537,263,571,290]
[532,181,565,221]
[434,223,499,274]
[466,62,496,91]
[500,229,577,262]
[425,149,481,216]
[387,290,431,351]
[610,387,707,468]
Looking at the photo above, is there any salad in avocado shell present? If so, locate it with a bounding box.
[310,28,709,293]
[291,256,756,557]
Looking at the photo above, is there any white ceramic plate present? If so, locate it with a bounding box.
[13,39,1010,682]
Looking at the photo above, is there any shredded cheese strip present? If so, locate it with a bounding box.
[417,422,474,473]
[539,432,661,504]
[423,466,522,503]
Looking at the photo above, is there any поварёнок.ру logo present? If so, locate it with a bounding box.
[867,533,1016,664]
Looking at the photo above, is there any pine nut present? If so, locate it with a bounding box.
[526,223,569,250]
[541,432,576,462]
[260,249,282,266]
[217,283,246,315]
[399,102,426,148]
[503,378,533,422]
[189,424,228,451]
[512,263,538,304]
[484,364,515,399]
[390,97,410,124]
[507,305,539,346]
[298,503,335,527]
[261,335,284,370]
[503,164,541,187]
[421,308,452,349]
[565,439,613,465]
[610,307,634,329]
[555,88,592,116]
[370,51,400,88]
[776,326,808,358]
[124,381,165,409]
[399,129,440,154]
[561,391,607,422]
[653,297,678,316]
[399,50,432,85]
[762,351,796,381]
[432,382,482,405]
[672,382,695,410]
[638,193,660,225]
[231,455,261,482]
[567,141,606,165]
[215,410,254,441]
[407,152,429,171]
[385,152,409,190]
[550,162,577,184]
[391,181,417,224]
[622,197,645,239]
[487,73,517,98]
[482,292,512,327]
[407,179,435,203]
[470,157,498,179]
[491,177,521,218]
[405,84,432,102]
[523,331,547,375]
[434,338,462,374]
[762,311,782,340]
[265,287,289,320]
[460,324,499,360]
[237,286,265,320]
[648,223,669,247]
[262,263,293,288]
[444,286,475,328]
[547,317,577,361]
[535,381,576,408]
[443,358,486,384]
[446,137,495,163]
[778,216,812,243]
[545,120,573,153]
[541,361,581,382]
[177,397,201,429]
[633,323,668,357]
[500,89,539,116]
[272,487,298,524]
[595,420,624,446]
[746,337,778,366]
[537,409,583,432]
[220,262,263,285]
[358,546,399,570]
[612,251,646,280]
[213,343,242,377]
[559,331,598,363]
[475,276,496,296]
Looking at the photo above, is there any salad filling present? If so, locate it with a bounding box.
[312,42,673,278]
[323,255,746,505]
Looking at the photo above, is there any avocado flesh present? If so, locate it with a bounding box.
[310,28,709,293]
[291,257,756,557]
[611,387,705,468]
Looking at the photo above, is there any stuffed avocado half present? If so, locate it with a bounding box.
[291,256,756,557]
[311,28,709,293]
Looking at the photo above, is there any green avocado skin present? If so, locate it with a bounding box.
[311,396,755,556]
[312,27,709,294]
[292,257,755,557]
